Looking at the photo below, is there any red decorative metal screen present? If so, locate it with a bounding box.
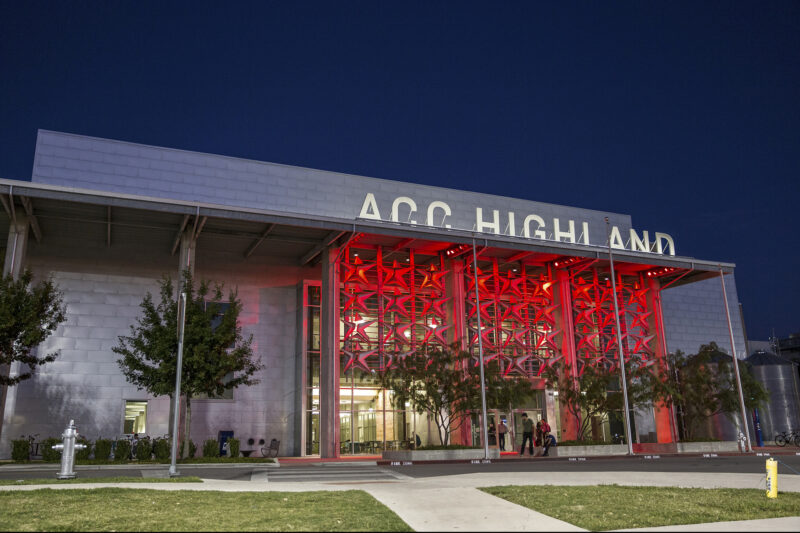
[465,258,560,378]
[570,270,657,374]
[339,247,451,374]
[338,245,662,379]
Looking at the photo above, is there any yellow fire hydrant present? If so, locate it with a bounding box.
[766,458,778,498]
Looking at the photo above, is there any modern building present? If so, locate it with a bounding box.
[0,130,748,458]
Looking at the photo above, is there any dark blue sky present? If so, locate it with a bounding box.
[1,1,798,340]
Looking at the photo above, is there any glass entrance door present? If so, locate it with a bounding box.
[495,411,510,451]
[469,410,514,451]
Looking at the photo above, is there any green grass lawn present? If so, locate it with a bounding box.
[0,476,202,486]
[481,484,800,531]
[0,488,412,531]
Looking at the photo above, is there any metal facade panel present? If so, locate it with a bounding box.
[660,274,746,359]
[751,363,800,442]
[32,130,634,248]
[0,239,304,458]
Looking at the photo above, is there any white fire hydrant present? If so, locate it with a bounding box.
[737,432,748,453]
[52,420,87,479]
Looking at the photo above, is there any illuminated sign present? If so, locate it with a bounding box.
[358,193,675,255]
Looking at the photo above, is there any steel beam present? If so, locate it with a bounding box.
[382,238,416,261]
[194,216,207,239]
[300,230,346,266]
[170,215,191,255]
[19,197,42,243]
[244,223,275,258]
[0,194,10,217]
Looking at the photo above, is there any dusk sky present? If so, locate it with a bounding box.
[1,2,797,341]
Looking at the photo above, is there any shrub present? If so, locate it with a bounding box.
[75,437,92,460]
[11,439,30,462]
[153,438,171,460]
[416,444,480,451]
[113,439,131,462]
[228,438,240,458]
[180,439,197,459]
[202,439,220,458]
[41,437,62,462]
[135,438,152,461]
[94,439,113,460]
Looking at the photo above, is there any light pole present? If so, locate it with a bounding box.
[168,292,188,477]
[719,266,752,452]
[605,218,635,455]
[472,238,490,460]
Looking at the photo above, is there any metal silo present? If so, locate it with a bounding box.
[746,351,800,443]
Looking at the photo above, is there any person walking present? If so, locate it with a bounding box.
[497,419,508,451]
[541,418,552,456]
[519,413,534,456]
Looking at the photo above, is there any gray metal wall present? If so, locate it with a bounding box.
[660,275,750,442]
[661,275,746,359]
[31,130,633,247]
[0,222,315,458]
[751,362,800,443]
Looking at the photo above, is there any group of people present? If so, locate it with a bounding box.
[519,412,554,456]
[488,413,555,457]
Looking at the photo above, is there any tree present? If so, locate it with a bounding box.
[378,344,534,445]
[543,358,666,442]
[114,272,262,453]
[0,270,66,441]
[659,343,768,440]
[0,270,66,386]
[543,363,624,442]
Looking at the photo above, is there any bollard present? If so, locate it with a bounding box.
[51,420,87,480]
[766,458,778,498]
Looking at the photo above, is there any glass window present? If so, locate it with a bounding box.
[124,401,147,434]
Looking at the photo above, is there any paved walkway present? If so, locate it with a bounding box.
[1,467,799,531]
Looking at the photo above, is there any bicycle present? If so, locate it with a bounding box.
[774,429,800,447]
[20,433,40,460]
[261,438,280,458]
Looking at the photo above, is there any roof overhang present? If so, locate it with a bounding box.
[0,178,735,287]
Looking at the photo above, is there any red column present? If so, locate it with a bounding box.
[446,256,469,446]
[647,276,675,443]
[555,268,580,442]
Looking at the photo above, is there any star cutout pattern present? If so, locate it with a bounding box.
[339,248,453,376]
[465,259,562,379]
[337,247,665,380]
[570,271,661,371]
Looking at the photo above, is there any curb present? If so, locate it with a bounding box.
[375,449,800,466]
[0,461,280,472]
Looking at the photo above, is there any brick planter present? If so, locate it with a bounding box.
[549,441,739,457]
[549,444,628,457]
[382,448,501,462]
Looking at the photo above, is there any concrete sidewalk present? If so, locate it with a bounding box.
[1,469,798,532]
